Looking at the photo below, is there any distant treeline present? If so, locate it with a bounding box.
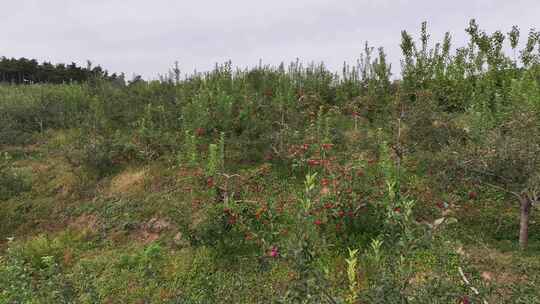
[0,57,125,84]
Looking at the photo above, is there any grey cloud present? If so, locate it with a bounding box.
[1,0,538,79]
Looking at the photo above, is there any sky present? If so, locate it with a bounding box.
[1,0,538,79]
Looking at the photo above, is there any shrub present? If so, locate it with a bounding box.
[0,153,31,200]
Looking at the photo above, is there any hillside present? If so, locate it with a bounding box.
[1,22,540,303]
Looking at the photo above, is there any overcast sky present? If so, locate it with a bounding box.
[1,0,538,79]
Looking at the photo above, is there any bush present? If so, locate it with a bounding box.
[0,153,31,200]
[0,236,76,304]
[0,84,92,145]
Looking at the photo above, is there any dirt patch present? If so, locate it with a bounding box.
[137,231,161,244]
[135,217,172,244]
[145,217,171,233]
[29,162,50,173]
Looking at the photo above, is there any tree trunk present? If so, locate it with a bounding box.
[519,196,532,250]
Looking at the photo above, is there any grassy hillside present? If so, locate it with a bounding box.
[1,21,540,303]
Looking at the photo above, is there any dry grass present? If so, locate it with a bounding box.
[108,167,148,196]
[69,214,101,234]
